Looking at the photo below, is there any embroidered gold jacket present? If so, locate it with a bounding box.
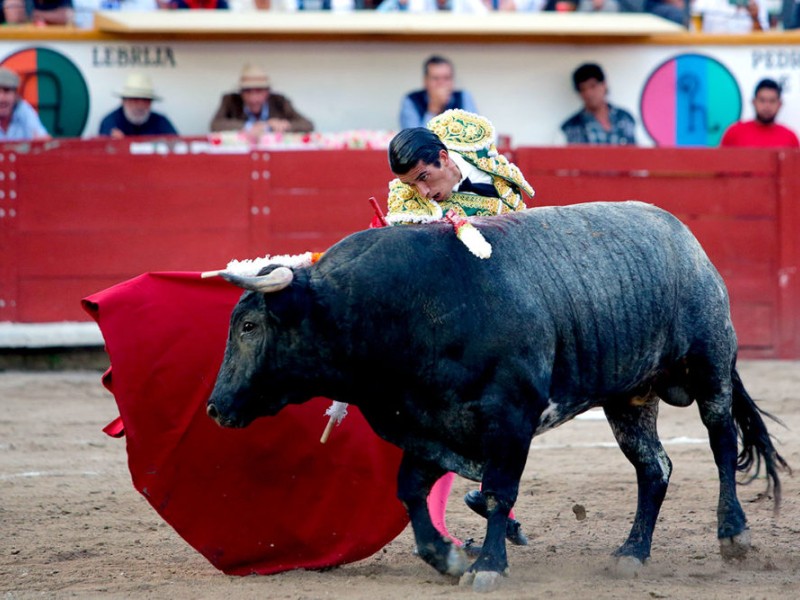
[386,110,535,225]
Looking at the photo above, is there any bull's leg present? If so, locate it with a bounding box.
[462,409,533,592]
[693,367,750,560]
[463,489,528,545]
[396,453,469,577]
[603,396,671,575]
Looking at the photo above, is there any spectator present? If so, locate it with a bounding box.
[2,0,30,23]
[98,73,178,138]
[642,0,686,26]
[575,0,619,11]
[377,0,487,12]
[399,55,478,130]
[559,62,636,145]
[720,79,799,148]
[693,0,768,32]
[480,0,518,9]
[209,64,313,140]
[539,0,618,10]
[72,0,158,29]
[158,0,228,7]
[32,0,74,23]
[375,0,423,9]
[0,67,51,140]
[496,0,544,9]
[273,0,352,10]
[785,0,800,29]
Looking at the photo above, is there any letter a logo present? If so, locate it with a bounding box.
[1,48,90,138]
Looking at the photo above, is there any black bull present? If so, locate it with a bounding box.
[207,201,788,591]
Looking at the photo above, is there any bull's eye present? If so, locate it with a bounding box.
[241,321,256,334]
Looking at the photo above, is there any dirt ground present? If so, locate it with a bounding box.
[1,360,799,599]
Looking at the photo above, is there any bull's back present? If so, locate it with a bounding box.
[316,201,731,395]
[486,202,730,391]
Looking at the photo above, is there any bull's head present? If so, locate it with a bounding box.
[207,266,302,428]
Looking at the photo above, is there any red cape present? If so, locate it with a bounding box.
[82,272,408,575]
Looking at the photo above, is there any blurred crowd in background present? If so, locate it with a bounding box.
[2,0,800,33]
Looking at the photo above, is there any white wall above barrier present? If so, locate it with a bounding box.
[1,14,798,146]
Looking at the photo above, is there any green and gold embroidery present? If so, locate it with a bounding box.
[386,110,534,225]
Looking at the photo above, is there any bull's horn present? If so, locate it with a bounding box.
[219,266,294,293]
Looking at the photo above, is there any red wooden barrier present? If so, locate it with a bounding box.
[513,147,798,359]
[0,140,797,358]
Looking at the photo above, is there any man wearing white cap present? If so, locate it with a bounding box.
[210,64,313,140]
[0,67,51,141]
[98,73,178,138]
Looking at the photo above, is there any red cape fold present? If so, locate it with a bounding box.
[82,272,408,575]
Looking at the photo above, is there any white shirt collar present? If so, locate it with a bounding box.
[448,150,492,192]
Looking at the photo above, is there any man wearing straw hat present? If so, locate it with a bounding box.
[98,73,178,139]
[210,64,313,140]
[0,67,51,141]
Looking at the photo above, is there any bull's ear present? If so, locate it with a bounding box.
[220,266,294,293]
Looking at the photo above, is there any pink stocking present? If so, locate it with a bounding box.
[427,474,517,546]
[427,472,461,545]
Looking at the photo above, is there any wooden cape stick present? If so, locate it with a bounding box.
[320,418,337,444]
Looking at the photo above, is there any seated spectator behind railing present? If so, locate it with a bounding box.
[558,62,636,145]
[377,0,487,11]
[273,0,351,10]
[400,55,478,130]
[0,67,51,140]
[488,0,544,10]
[2,0,30,23]
[98,73,178,138]
[642,0,686,26]
[693,0,767,32]
[210,64,314,141]
[32,0,74,23]
[539,0,619,11]
[479,0,518,10]
[574,0,619,11]
[785,0,800,29]
[72,0,158,29]
[158,0,227,7]
[720,79,798,148]
[545,0,644,11]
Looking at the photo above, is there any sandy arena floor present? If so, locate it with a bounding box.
[1,361,799,599]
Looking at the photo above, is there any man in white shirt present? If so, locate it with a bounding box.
[693,0,769,32]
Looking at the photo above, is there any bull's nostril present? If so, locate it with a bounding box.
[207,404,218,419]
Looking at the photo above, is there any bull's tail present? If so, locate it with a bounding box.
[730,367,791,515]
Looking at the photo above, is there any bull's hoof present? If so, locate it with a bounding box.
[612,555,643,578]
[459,570,505,593]
[444,543,470,577]
[719,528,751,561]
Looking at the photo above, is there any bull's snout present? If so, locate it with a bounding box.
[206,400,247,428]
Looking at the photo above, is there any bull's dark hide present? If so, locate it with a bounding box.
[209,201,787,588]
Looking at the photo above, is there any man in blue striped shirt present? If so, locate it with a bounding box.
[0,68,51,141]
[559,63,637,146]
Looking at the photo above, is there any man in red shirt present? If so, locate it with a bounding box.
[721,78,799,148]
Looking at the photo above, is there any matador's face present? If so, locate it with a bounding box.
[397,149,461,204]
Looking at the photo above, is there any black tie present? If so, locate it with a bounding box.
[458,178,498,198]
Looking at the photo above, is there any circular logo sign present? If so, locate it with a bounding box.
[1,47,90,138]
[641,54,741,147]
